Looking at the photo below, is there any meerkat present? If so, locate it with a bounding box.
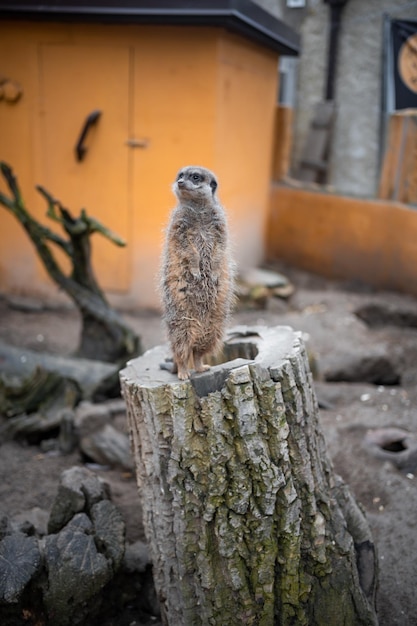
[160,165,234,380]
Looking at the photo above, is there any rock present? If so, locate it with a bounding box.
[363,427,417,473]
[355,301,417,328]
[11,507,49,537]
[43,513,112,625]
[237,268,295,309]
[324,352,400,386]
[5,295,45,312]
[123,540,151,574]
[0,534,41,603]
[105,398,127,416]
[48,466,110,534]
[40,438,60,453]
[80,423,133,470]
[0,515,12,540]
[74,400,112,438]
[236,282,270,309]
[239,267,289,288]
[58,408,78,454]
[272,283,295,298]
[0,466,147,626]
[0,367,80,428]
[90,500,125,571]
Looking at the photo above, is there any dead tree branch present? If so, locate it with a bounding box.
[0,162,141,363]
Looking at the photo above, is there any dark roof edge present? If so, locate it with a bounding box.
[0,1,300,55]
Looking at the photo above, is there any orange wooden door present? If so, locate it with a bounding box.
[39,43,131,292]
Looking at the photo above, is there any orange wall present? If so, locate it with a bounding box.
[0,21,279,308]
[214,37,278,270]
[267,184,417,295]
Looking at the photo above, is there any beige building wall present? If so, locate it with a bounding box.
[255,0,417,197]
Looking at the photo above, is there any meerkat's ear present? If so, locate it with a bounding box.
[210,178,218,194]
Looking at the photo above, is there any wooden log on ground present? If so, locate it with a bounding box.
[120,325,378,626]
[0,341,118,402]
[0,341,121,439]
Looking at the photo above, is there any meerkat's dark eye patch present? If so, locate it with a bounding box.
[210,179,218,193]
[177,172,184,181]
[191,173,202,182]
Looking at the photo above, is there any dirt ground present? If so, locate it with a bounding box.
[1,263,417,625]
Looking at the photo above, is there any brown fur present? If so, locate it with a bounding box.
[160,166,234,380]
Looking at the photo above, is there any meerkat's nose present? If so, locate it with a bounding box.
[177,179,185,187]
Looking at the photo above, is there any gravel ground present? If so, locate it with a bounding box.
[1,264,417,625]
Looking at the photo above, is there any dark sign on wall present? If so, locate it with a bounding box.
[384,18,417,112]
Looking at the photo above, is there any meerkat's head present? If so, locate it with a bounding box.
[173,166,218,203]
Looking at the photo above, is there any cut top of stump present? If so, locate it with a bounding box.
[119,325,300,397]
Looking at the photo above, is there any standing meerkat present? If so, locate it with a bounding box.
[161,165,234,380]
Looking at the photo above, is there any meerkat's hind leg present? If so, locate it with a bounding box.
[177,363,190,380]
[160,356,189,379]
[193,350,210,374]
[174,350,192,380]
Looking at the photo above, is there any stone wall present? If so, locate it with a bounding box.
[255,0,417,197]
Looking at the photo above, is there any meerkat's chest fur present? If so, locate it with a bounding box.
[176,205,226,279]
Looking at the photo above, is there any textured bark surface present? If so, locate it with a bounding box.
[120,326,378,626]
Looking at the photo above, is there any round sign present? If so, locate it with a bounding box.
[398,33,417,94]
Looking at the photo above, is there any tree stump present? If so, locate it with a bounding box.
[120,326,378,626]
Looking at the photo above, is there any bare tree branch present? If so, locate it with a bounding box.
[0,162,141,363]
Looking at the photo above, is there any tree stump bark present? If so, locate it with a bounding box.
[120,326,378,626]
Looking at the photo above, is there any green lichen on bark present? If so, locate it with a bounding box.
[120,328,378,626]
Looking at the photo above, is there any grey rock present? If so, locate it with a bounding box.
[91,500,125,571]
[238,268,295,305]
[355,301,417,329]
[239,267,289,288]
[6,295,45,312]
[11,507,49,537]
[80,423,133,470]
[0,514,12,540]
[0,534,41,603]
[40,438,60,453]
[104,398,127,416]
[74,400,111,438]
[124,540,151,574]
[43,513,111,625]
[0,371,79,434]
[363,427,417,473]
[65,511,93,534]
[324,353,400,386]
[48,466,110,534]
[58,408,78,454]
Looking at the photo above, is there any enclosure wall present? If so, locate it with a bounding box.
[0,21,279,307]
[267,184,417,295]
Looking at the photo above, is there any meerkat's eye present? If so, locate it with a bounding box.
[192,174,202,182]
[177,172,184,180]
